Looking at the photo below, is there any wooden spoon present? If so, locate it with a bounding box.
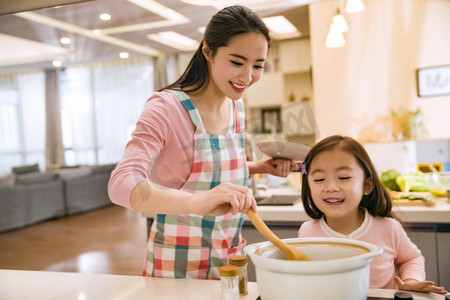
[246,208,311,261]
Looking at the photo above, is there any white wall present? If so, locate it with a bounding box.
[309,0,450,141]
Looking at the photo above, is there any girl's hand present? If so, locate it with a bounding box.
[262,159,297,177]
[394,276,448,295]
[189,182,257,216]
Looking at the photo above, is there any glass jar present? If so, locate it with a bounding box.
[219,265,239,300]
[229,255,248,295]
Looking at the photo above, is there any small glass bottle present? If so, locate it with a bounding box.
[219,265,239,300]
[229,255,248,295]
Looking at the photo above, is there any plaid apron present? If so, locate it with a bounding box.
[143,90,248,279]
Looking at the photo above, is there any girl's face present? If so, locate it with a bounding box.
[203,32,268,100]
[307,148,372,224]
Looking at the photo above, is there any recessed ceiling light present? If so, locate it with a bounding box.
[99,13,111,21]
[60,37,71,44]
[52,60,62,67]
[180,0,238,6]
[119,52,129,59]
[262,16,301,39]
[147,31,199,51]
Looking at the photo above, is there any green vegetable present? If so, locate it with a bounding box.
[395,172,429,192]
[381,169,401,191]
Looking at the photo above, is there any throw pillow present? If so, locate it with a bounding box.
[12,163,40,175]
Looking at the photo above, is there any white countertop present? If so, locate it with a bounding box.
[253,197,450,224]
[0,269,445,300]
[141,196,450,224]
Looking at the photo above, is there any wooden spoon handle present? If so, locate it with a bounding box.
[246,208,311,261]
[246,208,284,246]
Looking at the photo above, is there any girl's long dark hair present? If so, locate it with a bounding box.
[159,5,270,93]
[301,135,395,219]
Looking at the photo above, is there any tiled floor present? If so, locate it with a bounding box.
[0,206,148,276]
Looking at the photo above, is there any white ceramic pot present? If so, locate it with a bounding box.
[245,237,383,300]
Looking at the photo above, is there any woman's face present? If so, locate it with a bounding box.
[204,32,268,100]
[307,149,372,223]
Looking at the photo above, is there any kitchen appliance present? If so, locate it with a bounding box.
[245,237,383,300]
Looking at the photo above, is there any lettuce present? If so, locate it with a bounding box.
[381,169,401,191]
[395,172,429,192]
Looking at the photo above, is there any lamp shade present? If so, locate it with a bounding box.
[332,14,348,32]
[325,24,346,48]
[345,0,365,13]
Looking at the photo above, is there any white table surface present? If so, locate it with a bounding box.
[0,269,446,300]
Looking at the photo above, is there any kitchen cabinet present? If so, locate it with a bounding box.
[408,228,438,284]
[437,231,450,288]
[279,39,311,74]
[244,72,283,108]
[244,38,315,141]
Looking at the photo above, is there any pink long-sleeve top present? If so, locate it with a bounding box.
[108,91,196,210]
[298,209,425,289]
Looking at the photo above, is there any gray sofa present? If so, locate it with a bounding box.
[61,164,116,215]
[0,163,116,233]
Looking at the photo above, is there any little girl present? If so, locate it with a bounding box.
[298,135,447,295]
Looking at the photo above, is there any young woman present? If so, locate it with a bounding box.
[108,5,296,279]
[298,135,447,295]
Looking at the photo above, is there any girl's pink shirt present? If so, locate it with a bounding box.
[108,91,195,209]
[298,209,425,289]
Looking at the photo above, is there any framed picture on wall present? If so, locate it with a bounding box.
[416,65,450,97]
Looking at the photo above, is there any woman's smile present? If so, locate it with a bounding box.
[230,81,247,92]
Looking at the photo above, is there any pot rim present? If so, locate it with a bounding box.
[244,237,383,274]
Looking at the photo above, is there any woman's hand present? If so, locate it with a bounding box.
[394,276,448,295]
[248,159,297,177]
[189,182,257,216]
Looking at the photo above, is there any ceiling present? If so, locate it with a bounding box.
[0,0,312,72]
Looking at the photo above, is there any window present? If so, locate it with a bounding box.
[60,58,154,166]
[0,72,45,175]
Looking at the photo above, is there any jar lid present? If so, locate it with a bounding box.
[229,255,248,266]
[219,265,239,277]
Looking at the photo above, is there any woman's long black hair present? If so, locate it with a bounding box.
[159,5,270,93]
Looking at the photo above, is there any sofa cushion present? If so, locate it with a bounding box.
[58,166,92,180]
[88,164,116,175]
[0,174,15,188]
[16,172,57,185]
[12,163,40,175]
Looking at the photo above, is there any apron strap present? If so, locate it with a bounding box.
[234,99,246,134]
[167,89,204,135]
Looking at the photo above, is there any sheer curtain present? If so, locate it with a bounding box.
[60,57,155,166]
[0,71,45,176]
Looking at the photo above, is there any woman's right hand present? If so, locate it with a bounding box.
[189,182,257,216]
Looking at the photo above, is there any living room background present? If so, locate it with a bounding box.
[0,57,156,176]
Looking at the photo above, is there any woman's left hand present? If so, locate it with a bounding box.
[394,276,448,295]
[262,159,297,177]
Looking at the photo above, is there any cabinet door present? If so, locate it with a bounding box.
[408,231,438,284]
[437,232,450,287]
[279,39,311,73]
[244,73,283,108]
